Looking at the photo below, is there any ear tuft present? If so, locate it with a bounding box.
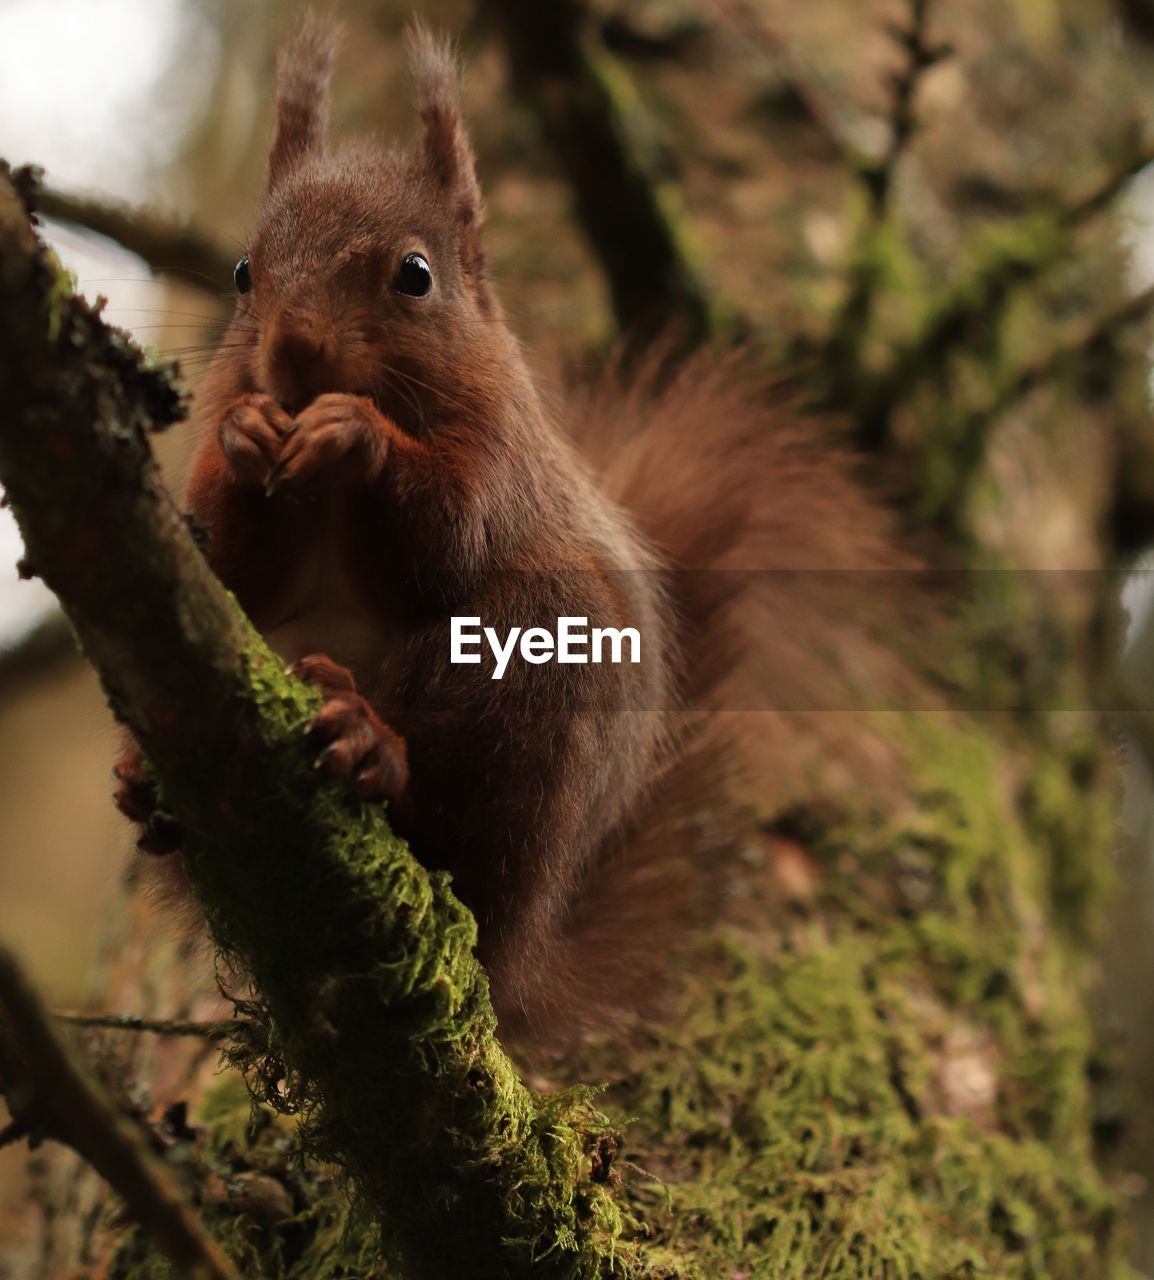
[268,12,339,190]
[406,21,476,195]
[406,22,487,284]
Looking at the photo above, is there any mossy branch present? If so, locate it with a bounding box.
[812,10,1154,460]
[38,186,234,294]
[483,0,711,351]
[0,163,630,1280]
[917,279,1154,529]
[846,131,1154,451]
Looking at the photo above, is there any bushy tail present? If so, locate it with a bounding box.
[577,349,924,797]
[503,350,923,1054]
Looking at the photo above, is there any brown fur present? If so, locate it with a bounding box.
[119,18,916,1049]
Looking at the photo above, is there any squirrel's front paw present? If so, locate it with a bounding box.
[219,394,295,487]
[291,654,409,803]
[267,394,390,494]
[112,747,182,856]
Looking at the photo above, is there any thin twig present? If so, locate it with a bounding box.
[821,0,949,403]
[0,941,240,1280]
[862,0,949,218]
[55,1012,243,1040]
[38,187,235,294]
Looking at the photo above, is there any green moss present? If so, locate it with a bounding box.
[144,625,632,1279]
[117,716,1131,1280]
[1017,728,1116,952]
[583,720,1130,1278]
[39,242,75,343]
[592,943,1125,1279]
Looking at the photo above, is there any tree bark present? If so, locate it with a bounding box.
[484,0,711,350]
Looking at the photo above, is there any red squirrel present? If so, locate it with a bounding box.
[115,18,913,1044]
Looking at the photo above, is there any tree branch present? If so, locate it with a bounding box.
[38,186,234,294]
[483,0,711,351]
[819,0,950,401]
[0,940,240,1280]
[912,280,1154,527]
[849,130,1154,449]
[861,0,948,218]
[0,161,628,1280]
[705,0,863,168]
[54,1012,242,1039]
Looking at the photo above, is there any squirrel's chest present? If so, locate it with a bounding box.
[263,493,402,690]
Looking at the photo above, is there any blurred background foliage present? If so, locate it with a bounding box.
[5,0,1154,1270]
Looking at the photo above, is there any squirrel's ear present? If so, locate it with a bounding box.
[406,23,486,276]
[268,14,337,190]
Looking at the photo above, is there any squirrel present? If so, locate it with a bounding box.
[114,17,914,1047]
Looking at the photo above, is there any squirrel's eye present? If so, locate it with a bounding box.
[394,252,432,298]
[233,255,252,295]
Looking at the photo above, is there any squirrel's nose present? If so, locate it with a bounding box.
[263,325,334,409]
[270,328,325,371]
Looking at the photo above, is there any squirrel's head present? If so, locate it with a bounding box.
[236,17,505,431]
